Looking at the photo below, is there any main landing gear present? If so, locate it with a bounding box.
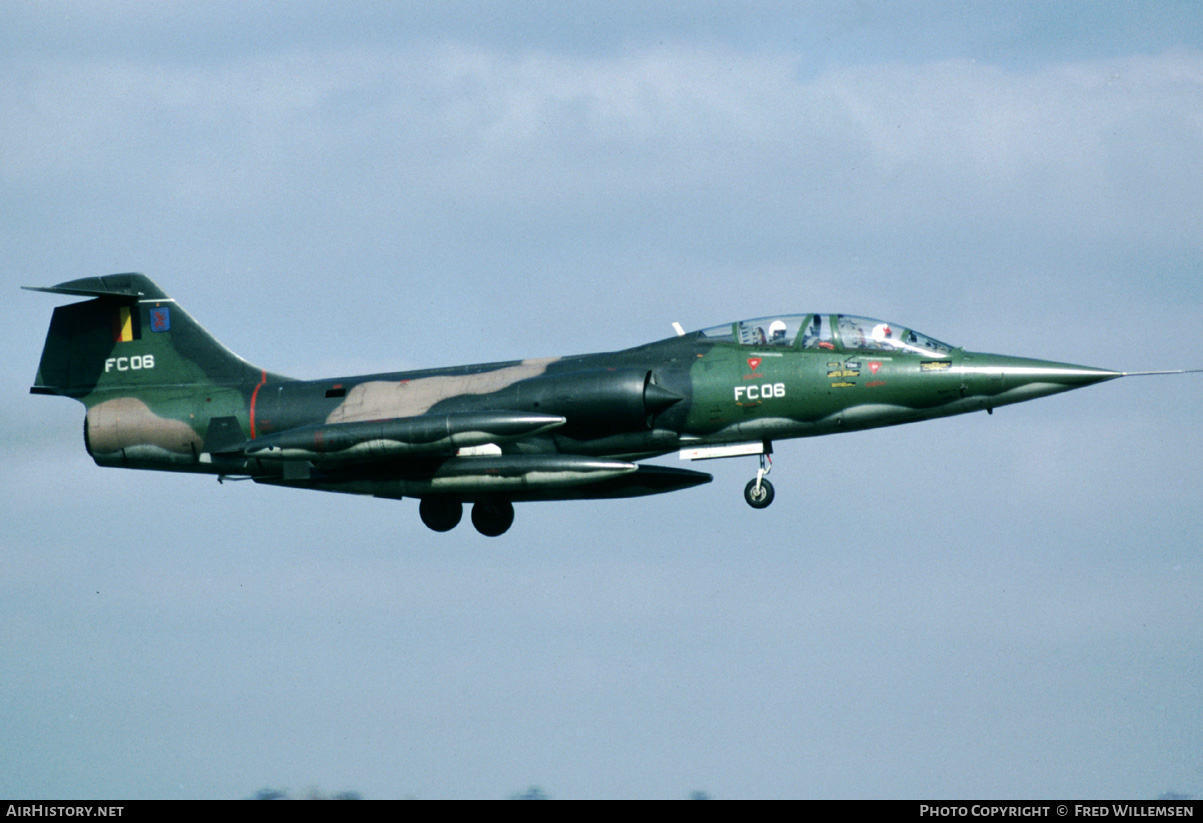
[418,497,515,537]
[418,497,462,532]
[743,453,774,509]
[471,499,515,537]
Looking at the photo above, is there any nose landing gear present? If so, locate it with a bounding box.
[743,453,774,509]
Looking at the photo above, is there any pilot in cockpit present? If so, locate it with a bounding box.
[800,317,819,348]
[768,319,788,345]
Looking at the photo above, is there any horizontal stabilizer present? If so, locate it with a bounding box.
[241,410,568,462]
[23,273,168,300]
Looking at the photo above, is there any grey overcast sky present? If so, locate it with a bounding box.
[2,1,1201,799]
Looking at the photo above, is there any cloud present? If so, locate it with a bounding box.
[8,46,1201,221]
[5,41,1201,380]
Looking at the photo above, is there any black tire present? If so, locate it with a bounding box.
[419,497,463,532]
[471,500,515,537]
[744,478,775,509]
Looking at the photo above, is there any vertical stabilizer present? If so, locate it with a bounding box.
[27,273,288,471]
[27,273,271,400]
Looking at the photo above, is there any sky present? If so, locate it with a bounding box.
[2,1,1201,800]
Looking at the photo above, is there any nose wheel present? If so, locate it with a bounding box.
[744,453,775,509]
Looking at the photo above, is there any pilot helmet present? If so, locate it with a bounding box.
[768,319,788,342]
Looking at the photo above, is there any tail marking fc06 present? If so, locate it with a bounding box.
[105,354,155,373]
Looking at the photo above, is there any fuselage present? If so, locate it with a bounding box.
[239,323,1120,469]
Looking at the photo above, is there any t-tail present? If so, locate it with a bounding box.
[26,273,285,470]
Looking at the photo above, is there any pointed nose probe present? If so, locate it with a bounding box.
[960,355,1123,388]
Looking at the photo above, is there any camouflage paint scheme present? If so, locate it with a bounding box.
[29,273,1129,536]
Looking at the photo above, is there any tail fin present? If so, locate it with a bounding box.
[27,273,274,400]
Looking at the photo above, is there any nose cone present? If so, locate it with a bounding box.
[966,355,1122,386]
[959,354,1122,407]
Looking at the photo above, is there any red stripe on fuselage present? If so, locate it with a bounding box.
[249,370,267,439]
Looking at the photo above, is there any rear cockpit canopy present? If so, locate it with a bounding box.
[699,314,953,357]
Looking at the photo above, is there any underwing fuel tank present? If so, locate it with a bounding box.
[241,410,567,462]
[257,453,714,498]
[396,456,712,498]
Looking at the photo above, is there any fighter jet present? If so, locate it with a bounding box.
[27,273,1195,536]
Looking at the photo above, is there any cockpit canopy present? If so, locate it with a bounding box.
[698,314,954,357]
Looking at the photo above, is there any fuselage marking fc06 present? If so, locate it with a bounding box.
[735,382,786,402]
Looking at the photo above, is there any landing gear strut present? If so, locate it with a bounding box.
[744,453,774,509]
